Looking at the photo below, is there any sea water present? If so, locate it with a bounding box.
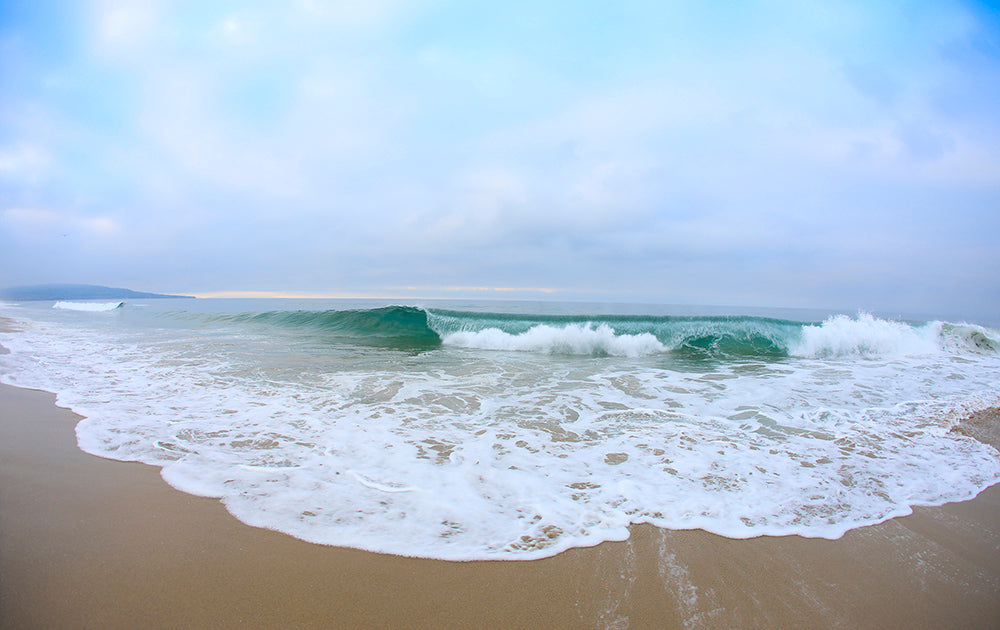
[1,298,998,560]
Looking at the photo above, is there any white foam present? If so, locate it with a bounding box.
[791,312,941,358]
[1,308,998,561]
[53,301,123,312]
[347,470,422,493]
[443,323,667,357]
[939,322,1000,354]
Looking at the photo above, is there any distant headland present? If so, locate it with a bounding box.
[0,284,195,301]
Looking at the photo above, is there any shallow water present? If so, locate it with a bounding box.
[1,298,998,559]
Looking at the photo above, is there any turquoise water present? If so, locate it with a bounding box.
[2,298,999,560]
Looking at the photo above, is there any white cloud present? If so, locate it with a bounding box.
[2,1,997,314]
[217,15,261,47]
[0,144,52,181]
[78,2,413,207]
[3,207,121,238]
[421,168,527,242]
[82,216,122,236]
[292,0,423,28]
[91,0,160,58]
[3,207,59,228]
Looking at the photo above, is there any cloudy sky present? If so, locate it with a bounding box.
[1,1,998,316]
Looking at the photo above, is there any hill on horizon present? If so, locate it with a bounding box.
[0,284,194,301]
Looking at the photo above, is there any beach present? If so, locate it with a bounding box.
[1,381,998,629]
[4,0,998,624]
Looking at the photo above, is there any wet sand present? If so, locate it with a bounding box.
[1,381,998,629]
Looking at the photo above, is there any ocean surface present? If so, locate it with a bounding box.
[1,298,999,560]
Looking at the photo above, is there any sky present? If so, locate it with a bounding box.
[1,1,999,317]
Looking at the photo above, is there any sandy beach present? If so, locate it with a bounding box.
[0,380,997,629]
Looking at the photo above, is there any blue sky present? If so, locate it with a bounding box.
[1,1,998,316]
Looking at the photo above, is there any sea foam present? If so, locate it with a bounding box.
[53,301,123,312]
[1,301,998,561]
[792,312,944,357]
[443,323,667,357]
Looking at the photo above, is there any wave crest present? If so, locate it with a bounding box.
[790,313,999,358]
[940,323,1000,354]
[443,323,667,357]
[178,306,999,360]
[53,301,123,312]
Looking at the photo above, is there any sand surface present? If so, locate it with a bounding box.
[1,381,999,629]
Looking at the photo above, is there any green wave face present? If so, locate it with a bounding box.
[205,307,814,358]
[192,306,1000,361]
[194,307,804,357]
[426,310,807,358]
[218,306,444,348]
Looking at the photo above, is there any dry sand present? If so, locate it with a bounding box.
[1,381,998,629]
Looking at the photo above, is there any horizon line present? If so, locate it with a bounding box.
[190,286,566,300]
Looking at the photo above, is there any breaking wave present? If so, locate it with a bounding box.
[184,306,999,360]
[3,298,999,561]
[53,301,124,312]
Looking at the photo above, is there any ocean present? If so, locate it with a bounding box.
[1,298,998,560]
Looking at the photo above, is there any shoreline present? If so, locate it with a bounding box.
[2,382,999,628]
